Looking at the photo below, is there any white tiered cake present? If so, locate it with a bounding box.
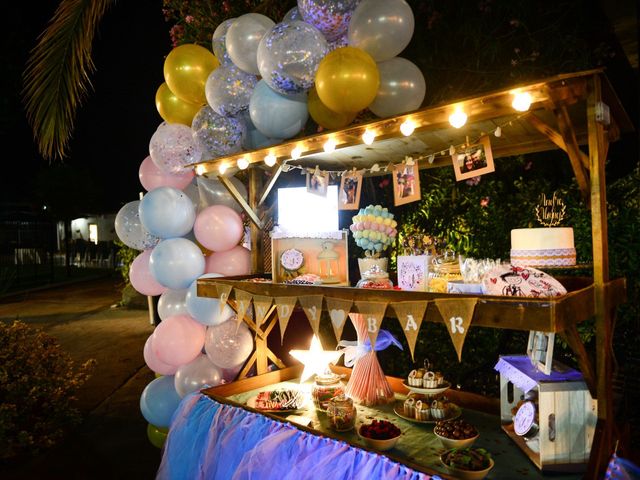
[510,227,576,267]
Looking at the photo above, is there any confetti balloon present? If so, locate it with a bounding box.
[348,0,415,62]
[226,13,275,75]
[163,43,219,105]
[139,186,196,239]
[149,122,202,174]
[249,80,308,139]
[257,21,329,95]
[205,64,258,117]
[282,6,302,22]
[115,200,160,251]
[369,57,425,118]
[315,46,379,114]
[298,0,360,42]
[155,82,202,126]
[191,106,244,160]
[211,18,235,66]
[205,319,254,369]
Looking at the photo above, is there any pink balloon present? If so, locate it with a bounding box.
[193,205,244,253]
[370,222,379,231]
[139,155,194,191]
[386,226,393,235]
[143,335,178,375]
[130,250,167,296]
[205,245,251,276]
[152,314,206,367]
[363,221,371,229]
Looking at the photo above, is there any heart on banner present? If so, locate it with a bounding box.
[298,295,324,336]
[275,296,297,344]
[434,297,478,361]
[325,297,353,342]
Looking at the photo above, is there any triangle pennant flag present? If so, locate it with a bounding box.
[298,295,324,336]
[275,296,298,344]
[325,297,353,342]
[391,301,429,361]
[215,283,233,314]
[252,295,273,328]
[355,300,388,349]
[234,290,253,328]
[434,298,478,361]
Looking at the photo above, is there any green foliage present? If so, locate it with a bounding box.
[114,239,137,287]
[0,321,95,459]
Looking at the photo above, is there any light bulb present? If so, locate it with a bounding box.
[264,152,277,167]
[449,108,467,128]
[400,119,415,136]
[323,138,337,153]
[237,157,249,170]
[195,164,205,176]
[362,129,376,145]
[218,163,228,175]
[291,146,303,160]
[512,92,532,112]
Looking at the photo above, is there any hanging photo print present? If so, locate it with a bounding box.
[392,162,421,206]
[451,136,495,181]
[338,170,363,210]
[306,169,329,197]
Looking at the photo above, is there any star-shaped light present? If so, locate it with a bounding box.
[289,335,342,383]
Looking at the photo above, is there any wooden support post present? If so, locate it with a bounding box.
[258,164,284,207]
[249,167,264,274]
[217,175,263,229]
[559,323,596,397]
[585,73,614,478]
[525,113,590,168]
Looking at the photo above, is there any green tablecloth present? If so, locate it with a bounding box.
[227,380,583,479]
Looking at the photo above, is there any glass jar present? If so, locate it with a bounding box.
[312,373,345,412]
[356,264,394,289]
[326,394,357,431]
[428,251,462,292]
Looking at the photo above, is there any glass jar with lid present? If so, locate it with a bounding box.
[356,264,394,289]
[326,394,357,431]
[428,250,462,292]
[312,373,345,412]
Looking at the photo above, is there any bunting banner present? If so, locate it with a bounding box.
[215,283,233,314]
[434,297,478,361]
[234,290,254,328]
[298,295,325,336]
[325,297,353,342]
[275,296,298,344]
[355,300,388,349]
[391,301,429,361]
[252,295,273,328]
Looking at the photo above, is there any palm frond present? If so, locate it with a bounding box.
[22,0,115,161]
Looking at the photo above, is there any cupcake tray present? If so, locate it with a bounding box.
[402,382,451,396]
[393,401,461,424]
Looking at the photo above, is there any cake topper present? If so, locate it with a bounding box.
[535,192,566,227]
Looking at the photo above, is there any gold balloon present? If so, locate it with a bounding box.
[308,87,356,130]
[164,44,219,105]
[155,83,202,125]
[315,47,380,114]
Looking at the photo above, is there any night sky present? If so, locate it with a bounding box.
[3,1,170,214]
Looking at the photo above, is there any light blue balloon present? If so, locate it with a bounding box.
[205,64,258,117]
[240,112,282,150]
[249,80,308,139]
[185,273,235,326]
[257,21,328,95]
[149,238,205,290]
[139,375,182,428]
[139,187,196,239]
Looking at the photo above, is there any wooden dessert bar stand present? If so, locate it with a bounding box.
[193,69,632,478]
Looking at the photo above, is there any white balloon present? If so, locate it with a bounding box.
[174,354,222,398]
[369,57,426,118]
[226,13,275,75]
[158,289,189,321]
[196,175,248,212]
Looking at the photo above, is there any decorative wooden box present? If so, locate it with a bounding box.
[496,355,597,472]
[270,230,349,286]
[396,255,431,291]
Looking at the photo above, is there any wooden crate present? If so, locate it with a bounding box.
[498,355,597,472]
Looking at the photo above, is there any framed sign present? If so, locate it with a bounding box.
[451,136,495,181]
[526,330,555,375]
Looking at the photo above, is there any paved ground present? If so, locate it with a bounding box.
[0,276,163,479]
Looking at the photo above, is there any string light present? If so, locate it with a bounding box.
[291,146,303,160]
[237,156,249,170]
[512,92,532,112]
[323,138,337,153]
[449,107,467,128]
[218,163,228,174]
[400,119,416,136]
[195,164,205,176]
[362,129,376,145]
[264,152,277,167]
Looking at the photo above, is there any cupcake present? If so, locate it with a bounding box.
[423,371,438,388]
[403,397,416,417]
[415,400,431,421]
[431,399,449,419]
[407,368,426,387]
[434,371,445,386]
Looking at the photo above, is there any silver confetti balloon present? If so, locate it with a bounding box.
[298,0,360,42]
[205,64,258,117]
[211,18,235,66]
[257,21,329,95]
[191,106,244,161]
[114,200,160,251]
[149,122,202,174]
